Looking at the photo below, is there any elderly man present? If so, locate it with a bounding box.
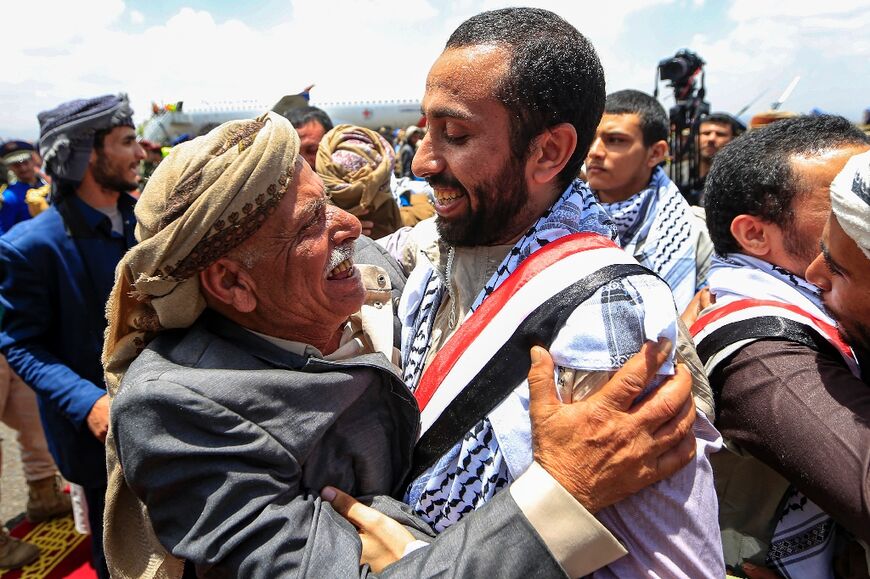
[0,94,144,578]
[104,111,698,578]
[691,115,870,577]
[355,8,722,578]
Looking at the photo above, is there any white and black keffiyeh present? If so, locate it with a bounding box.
[598,166,703,310]
[401,179,616,387]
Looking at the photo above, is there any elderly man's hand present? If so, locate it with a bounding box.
[321,487,416,572]
[528,339,696,514]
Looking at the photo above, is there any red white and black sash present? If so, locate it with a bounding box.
[408,232,650,483]
[690,299,859,378]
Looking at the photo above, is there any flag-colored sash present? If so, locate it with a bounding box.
[691,299,858,378]
[408,232,650,483]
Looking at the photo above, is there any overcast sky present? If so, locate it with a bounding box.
[4,0,869,141]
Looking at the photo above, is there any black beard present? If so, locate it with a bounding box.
[92,152,137,193]
[430,157,529,247]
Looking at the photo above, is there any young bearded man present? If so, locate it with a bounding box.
[0,94,145,579]
[586,89,711,310]
[343,9,723,578]
[691,115,870,578]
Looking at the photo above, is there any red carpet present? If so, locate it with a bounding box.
[0,515,96,579]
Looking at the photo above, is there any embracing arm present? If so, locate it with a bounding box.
[715,339,870,542]
[114,377,590,578]
[328,340,700,578]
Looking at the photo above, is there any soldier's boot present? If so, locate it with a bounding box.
[0,531,39,569]
[26,474,72,523]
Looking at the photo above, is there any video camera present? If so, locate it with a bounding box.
[658,50,705,99]
[655,49,710,203]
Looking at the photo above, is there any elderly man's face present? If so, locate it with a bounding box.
[806,214,870,354]
[242,160,364,338]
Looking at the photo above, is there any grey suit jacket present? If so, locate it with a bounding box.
[112,313,568,578]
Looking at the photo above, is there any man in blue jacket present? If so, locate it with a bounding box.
[0,94,144,579]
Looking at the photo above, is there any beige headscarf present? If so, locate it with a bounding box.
[102,111,299,579]
[316,124,402,239]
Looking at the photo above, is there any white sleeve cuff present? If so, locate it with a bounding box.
[509,462,627,577]
[401,539,430,558]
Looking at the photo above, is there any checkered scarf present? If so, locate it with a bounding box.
[401,180,675,532]
[401,179,616,386]
[598,166,702,310]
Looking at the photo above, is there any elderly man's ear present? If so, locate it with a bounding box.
[199,258,258,313]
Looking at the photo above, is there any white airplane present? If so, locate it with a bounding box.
[141,89,423,145]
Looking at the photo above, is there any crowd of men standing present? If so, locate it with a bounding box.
[0,6,867,579]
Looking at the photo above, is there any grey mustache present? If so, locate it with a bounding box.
[326,243,355,273]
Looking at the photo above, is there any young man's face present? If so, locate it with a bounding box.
[585,113,659,203]
[296,120,327,170]
[805,213,870,354]
[91,126,146,193]
[413,45,537,246]
[699,121,734,162]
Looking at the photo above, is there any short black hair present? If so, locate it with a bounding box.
[705,114,870,255]
[446,7,605,192]
[287,106,333,133]
[604,90,669,147]
[700,112,743,137]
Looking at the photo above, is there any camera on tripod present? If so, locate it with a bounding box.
[655,49,710,203]
[658,50,706,99]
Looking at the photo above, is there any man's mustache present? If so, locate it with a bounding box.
[326,242,355,273]
[426,174,465,192]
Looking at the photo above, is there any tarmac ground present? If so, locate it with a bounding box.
[0,422,30,528]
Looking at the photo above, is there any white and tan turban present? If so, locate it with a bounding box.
[830,149,870,260]
[102,111,299,579]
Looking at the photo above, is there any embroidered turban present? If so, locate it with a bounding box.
[315,124,402,239]
[830,149,870,260]
[102,111,299,579]
[38,94,135,182]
